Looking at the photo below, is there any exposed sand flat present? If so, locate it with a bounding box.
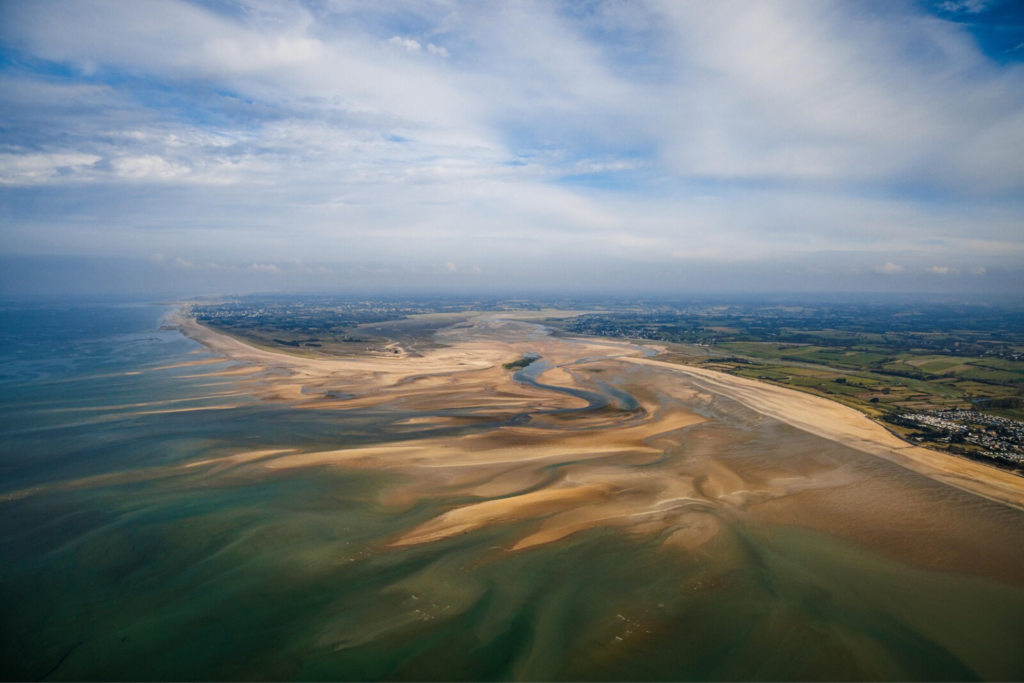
[393,484,616,546]
[171,309,612,418]
[133,404,241,416]
[186,448,297,469]
[626,357,1024,510]
[255,406,702,472]
[5,448,300,502]
[196,365,268,377]
[8,310,1024,683]
[149,358,230,371]
[46,391,248,413]
[165,305,1024,556]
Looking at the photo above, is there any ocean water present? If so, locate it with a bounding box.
[2,303,1023,681]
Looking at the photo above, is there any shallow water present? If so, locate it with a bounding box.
[2,303,1023,681]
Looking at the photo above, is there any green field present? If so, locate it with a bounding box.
[693,340,1024,423]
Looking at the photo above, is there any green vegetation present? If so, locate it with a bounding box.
[504,354,540,371]
[556,299,1024,463]
[192,295,604,358]
[703,340,1024,420]
[191,295,1024,466]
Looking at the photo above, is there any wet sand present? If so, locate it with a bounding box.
[5,304,1024,681]
[170,307,1024,564]
[627,357,1024,510]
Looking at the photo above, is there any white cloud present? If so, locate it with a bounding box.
[649,1,1024,190]
[938,0,994,14]
[251,263,282,273]
[388,36,421,52]
[204,35,324,71]
[0,152,101,185]
[874,262,904,274]
[113,155,190,181]
[0,0,1022,293]
[161,257,238,271]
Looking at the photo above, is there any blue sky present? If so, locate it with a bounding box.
[1,0,1023,296]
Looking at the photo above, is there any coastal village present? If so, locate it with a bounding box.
[894,410,1024,465]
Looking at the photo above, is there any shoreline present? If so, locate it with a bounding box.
[170,304,1024,511]
[625,356,1024,510]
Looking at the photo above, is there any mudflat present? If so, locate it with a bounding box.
[5,305,1024,681]
[174,308,1024,570]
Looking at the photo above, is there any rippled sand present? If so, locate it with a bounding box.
[177,311,1024,680]
[171,308,1024,559]
[6,308,1021,681]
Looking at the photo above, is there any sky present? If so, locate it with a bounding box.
[1,0,1023,297]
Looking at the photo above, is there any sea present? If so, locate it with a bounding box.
[2,301,1023,681]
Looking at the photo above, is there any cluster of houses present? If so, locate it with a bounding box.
[899,410,1024,463]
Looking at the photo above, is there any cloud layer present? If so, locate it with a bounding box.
[1,0,1022,294]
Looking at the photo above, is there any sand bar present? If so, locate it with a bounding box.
[166,305,1024,551]
[626,357,1024,510]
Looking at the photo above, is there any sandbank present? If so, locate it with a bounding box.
[166,305,1024,555]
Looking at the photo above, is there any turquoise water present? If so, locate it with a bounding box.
[2,303,1024,681]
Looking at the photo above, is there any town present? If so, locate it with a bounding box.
[888,410,1024,467]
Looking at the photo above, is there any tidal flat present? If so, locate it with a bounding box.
[2,303,1023,681]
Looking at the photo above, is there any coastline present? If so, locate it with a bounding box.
[171,304,1024,512]
[626,356,1024,510]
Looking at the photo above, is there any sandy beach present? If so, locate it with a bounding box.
[6,303,1024,682]
[626,357,1024,510]
[167,306,1024,558]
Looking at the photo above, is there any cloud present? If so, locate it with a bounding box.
[113,155,190,181]
[937,0,994,14]
[971,266,987,275]
[651,1,1024,192]
[0,0,1022,295]
[927,265,952,275]
[0,152,101,185]
[386,36,446,58]
[159,256,238,271]
[388,36,421,52]
[250,263,282,273]
[874,262,904,274]
[470,264,482,274]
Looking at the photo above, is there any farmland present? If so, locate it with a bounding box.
[555,299,1024,470]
